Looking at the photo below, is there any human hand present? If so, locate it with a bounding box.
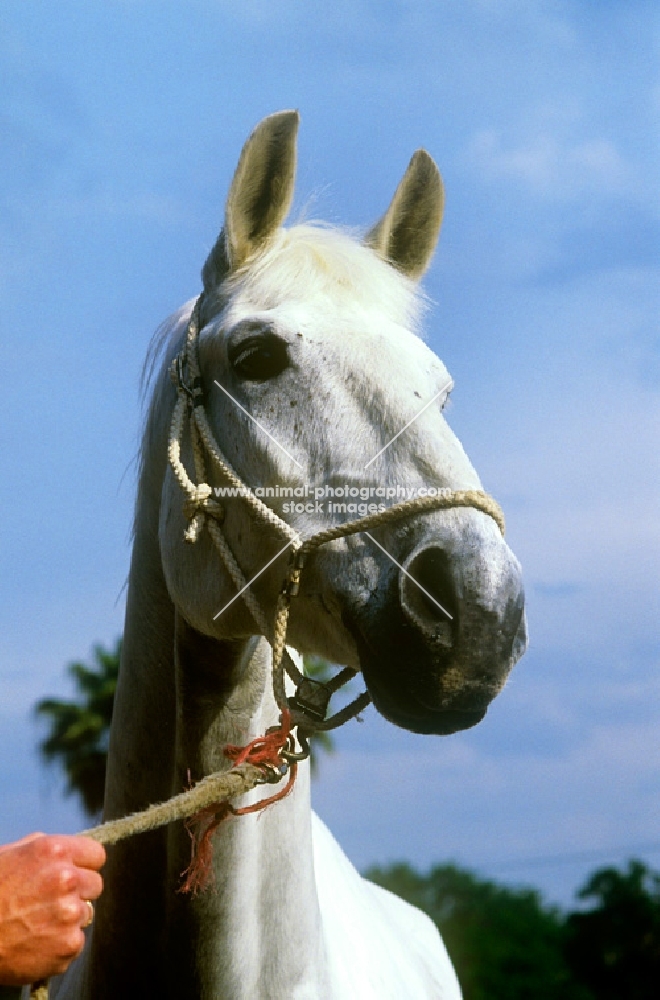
[0,833,105,985]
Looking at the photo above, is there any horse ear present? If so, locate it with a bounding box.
[365,149,444,281]
[202,110,300,288]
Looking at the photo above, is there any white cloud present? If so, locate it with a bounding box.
[467,127,630,199]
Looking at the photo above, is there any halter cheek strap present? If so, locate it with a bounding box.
[167,297,506,752]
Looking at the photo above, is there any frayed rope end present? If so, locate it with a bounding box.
[179,711,296,894]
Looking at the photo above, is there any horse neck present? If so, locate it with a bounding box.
[86,353,326,998]
[83,450,179,998]
[164,618,328,998]
[89,541,326,998]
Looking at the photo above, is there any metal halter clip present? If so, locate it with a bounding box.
[255,761,289,785]
[171,352,204,410]
[279,731,311,764]
[282,548,306,599]
[290,676,332,724]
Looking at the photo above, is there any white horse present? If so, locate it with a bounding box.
[52,111,526,999]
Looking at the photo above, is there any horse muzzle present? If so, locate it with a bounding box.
[351,534,527,736]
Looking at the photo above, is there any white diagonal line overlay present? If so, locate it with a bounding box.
[214,380,303,469]
[213,539,296,621]
[363,379,453,470]
[364,531,453,620]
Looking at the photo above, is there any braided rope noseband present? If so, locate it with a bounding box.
[167,297,506,753]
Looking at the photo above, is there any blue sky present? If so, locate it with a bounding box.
[1,1,658,907]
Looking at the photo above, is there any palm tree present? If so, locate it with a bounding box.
[35,641,340,818]
[35,640,120,818]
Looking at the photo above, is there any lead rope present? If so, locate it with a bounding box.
[28,299,506,999]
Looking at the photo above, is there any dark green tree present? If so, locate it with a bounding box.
[35,642,337,817]
[366,862,592,1000]
[35,640,121,818]
[564,859,660,999]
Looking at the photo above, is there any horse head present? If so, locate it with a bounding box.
[158,110,527,738]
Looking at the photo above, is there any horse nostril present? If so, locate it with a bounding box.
[400,547,458,644]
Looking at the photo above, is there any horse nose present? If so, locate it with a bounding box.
[400,547,458,647]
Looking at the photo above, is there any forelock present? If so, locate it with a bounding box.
[222,223,427,332]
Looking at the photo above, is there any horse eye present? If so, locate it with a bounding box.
[229,334,290,381]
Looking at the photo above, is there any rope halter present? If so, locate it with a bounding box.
[167,297,506,758]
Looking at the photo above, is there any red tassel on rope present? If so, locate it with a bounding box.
[180,711,297,894]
